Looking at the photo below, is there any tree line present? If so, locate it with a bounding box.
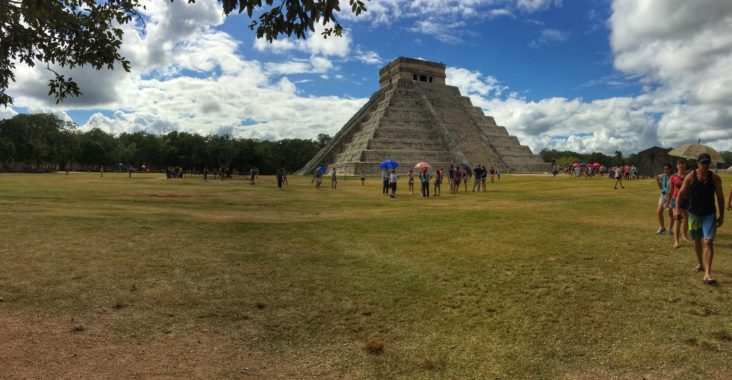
[0,113,331,174]
[540,148,732,169]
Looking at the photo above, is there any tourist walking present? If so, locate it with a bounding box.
[675,153,725,284]
[389,169,398,198]
[407,168,414,195]
[331,168,337,189]
[382,169,390,194]
[669,159,689,247]
[655,163,673,234]
[489,166,495,183]
[360,171,365,186]
[448,164,456,194]
[614,164,625,189]
[434,167,443,196]
[462,168,469,192]
[496,168,501,181]
[472,165,483,192]
[276,168,284,190]
[313,170,323,189]
[419,168,430,198]
[249,167,257,184]
[100,165,104,178]
[453,168,462,194]
[481,165,488,191]
[203,167,209,181]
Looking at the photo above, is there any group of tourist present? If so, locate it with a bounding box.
[308,163,500,198]
[654,154,732,284]
[552,164,640,181]
[383,164,497,198]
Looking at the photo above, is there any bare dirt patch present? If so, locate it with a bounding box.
[0,312,337,379]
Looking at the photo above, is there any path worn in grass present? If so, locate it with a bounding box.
[1,173,731,378]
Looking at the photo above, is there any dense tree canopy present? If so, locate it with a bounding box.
[0,113,323,173]
[0,0,367,106]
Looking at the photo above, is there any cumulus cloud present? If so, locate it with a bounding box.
[446,67,507,98]
[6,0,365,141]
[609,0,732,149]
[441,0,732,154]
[6,0,732,157]
[253,22,352,57]
[444,63,657,153]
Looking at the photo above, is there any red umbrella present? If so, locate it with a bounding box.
[592,162,601,167]
[415,162,431,169]
[571,162,580,167]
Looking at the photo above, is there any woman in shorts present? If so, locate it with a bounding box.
[655,163,673,234]
[669,159,689,247]
[434,167,443,196]
[407,168,414,195]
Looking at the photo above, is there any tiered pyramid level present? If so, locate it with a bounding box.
[296,58,549,175]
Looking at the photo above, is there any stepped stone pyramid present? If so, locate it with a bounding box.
[296,57,550,175]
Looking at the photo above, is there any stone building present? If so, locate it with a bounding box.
[296,57,550,175]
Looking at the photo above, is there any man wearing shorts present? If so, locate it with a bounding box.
[472,165,483,192]
[675,153,725,284]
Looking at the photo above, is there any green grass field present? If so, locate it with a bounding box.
[1,172,731,378]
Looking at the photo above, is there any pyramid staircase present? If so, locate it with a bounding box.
[296,76,549,175]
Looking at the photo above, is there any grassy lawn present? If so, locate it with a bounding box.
[1,172,731,378]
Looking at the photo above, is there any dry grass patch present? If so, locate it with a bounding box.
[1,173,732,378]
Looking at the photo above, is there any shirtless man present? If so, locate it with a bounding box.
[675,153,725,284]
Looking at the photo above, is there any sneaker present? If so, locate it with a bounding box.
[656,227,666,234]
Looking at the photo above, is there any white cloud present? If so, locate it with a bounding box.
[409,20,466,44]
[529,28,569,48]
[515,0,562,12]
[446,67,507,97]
[337,0,559,43]
[253,38,297,54]
[0,107,18,120]
[6,0,365,141]
[255,23,352,57]
[355,49,384,65]
[609,0,732,149]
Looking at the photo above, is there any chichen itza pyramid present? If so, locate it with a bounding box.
[296,57,549,175]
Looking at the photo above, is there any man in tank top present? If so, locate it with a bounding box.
[675,153,725,284]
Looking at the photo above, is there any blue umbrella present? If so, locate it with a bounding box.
[379,160,398,170]
[317,166,326,174]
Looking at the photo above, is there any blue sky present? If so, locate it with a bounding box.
[5,0,732,154]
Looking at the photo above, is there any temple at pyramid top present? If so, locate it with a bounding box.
[296,57,549,175]
[379,57,446,87]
